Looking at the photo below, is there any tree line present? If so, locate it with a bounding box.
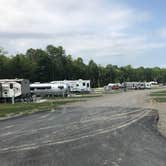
[0,45,165,87]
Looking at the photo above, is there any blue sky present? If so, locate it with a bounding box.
[0,0,166,67]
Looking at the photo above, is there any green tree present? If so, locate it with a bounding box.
[88,60,99,87]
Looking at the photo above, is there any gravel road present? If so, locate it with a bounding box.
[0,90,166,166]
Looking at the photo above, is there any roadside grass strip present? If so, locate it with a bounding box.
[151,90,166,103]
[0,100,77,117]
[151,90,166,94]
[153,97,166,103]
[0,94,102,118]
[150,93,166,96]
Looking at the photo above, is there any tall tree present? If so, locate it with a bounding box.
[0,46,165,86]
[88,60,99,87]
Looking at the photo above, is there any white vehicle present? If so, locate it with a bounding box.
[149,81,159,88]
[122,82,147,90]
[137,83,146,89]
[0,82,21,98]
[149,81,158,85]
[50,79,91,93]
[0,79,30,99]
[30,82,69,97]
[105,83,121,91]
[123,82,152,90]
[145,82,151,89]
[122,82,139,90]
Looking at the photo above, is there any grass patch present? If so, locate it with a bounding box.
[151,90,166,94]
[150,90,166,97]
[150,93,166,96]
[0,100,77,117]
[153,97,166,103]
[150,89,166,103]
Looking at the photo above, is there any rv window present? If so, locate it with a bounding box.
[38,86,51,90]
[76,84,79,87]
[32,86,51,90]
[87,83,90,87]
[58,86,64,89]
[83,82,86,86]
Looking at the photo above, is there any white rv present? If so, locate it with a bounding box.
[145,82,151,89]
[50,79,91,93]
[122,82,152,90]
[0,79,30,99]
[30,82,69,97]
[122,82,140,90]
[149,81,158,85]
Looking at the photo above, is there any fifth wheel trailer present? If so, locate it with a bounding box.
[0,79,30,98]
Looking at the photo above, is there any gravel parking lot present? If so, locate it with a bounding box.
[0,90,166,166]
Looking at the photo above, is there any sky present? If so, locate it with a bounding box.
[0,0,166,67]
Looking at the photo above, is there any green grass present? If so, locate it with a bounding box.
[0,94,102,118]
[0,100,77,117]
[153,98,166,103]
[151,90,166,94]
[150,93,166,96]
[150,90,166,103]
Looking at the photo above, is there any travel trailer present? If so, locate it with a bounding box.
[122,82,152,90]
[50,79,91,93]
[30,82,70,97]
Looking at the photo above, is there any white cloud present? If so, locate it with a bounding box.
[0,0,164,67]
[0,0,150,32]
